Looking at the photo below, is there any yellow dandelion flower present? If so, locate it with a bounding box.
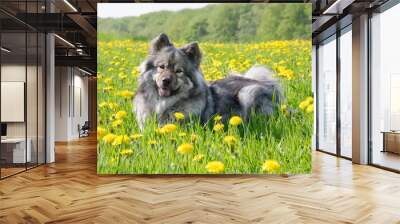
[191,134,198,141]
[206,161,225,173]
[112,119,123,127]
[170,137,177,142]
[262,160,280,172]
[118,72,127,80]
[103,133,116,144]
[108,157,116,166]
[115,110,127,119]
[178,132,187,137]
[162,124,177,133]
[112,135,130,146]
[131,134,143,140]
[192,154,204,162]
[148,140,157,145]
[99,102,108,108]
[97,127,105,138]
[229,116,242,126]
[305,96,314,104]
[119,90,134,99]
[104,77,112,84]
[108,102,118,110]
[103,86,113,92]
[299,100,310,110]
[213,123,224,132]
[280,69,294,80]
[177,143,193,154]
[120,149,133,156]
[306,104,314,113]
[214,115,222,122]
[174,112,185,120]
[156,127,166,135]
[131,68,139,76]
[280,104,287,114]
[223,136,237,145]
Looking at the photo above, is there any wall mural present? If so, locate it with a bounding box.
[97,3,313,174]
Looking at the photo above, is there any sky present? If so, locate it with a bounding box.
[98,3,214,18]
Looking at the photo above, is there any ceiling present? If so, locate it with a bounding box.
[312,0,391,43]
[0,0,107,74]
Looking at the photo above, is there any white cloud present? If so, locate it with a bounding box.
[98,3,215,18]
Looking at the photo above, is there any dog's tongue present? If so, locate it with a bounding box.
[158,88,171,97]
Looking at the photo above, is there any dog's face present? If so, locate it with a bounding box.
[152,47,186,97]
[141,33,202,97]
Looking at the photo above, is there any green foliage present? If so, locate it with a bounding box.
[98,3,311,43]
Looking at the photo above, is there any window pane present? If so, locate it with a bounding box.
[1,31,27,177]
[27,31,38,169]
[318,36,337,154]
[340,29,352,158]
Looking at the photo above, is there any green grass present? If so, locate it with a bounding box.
[97,39,312,174]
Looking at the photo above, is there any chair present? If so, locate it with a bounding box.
[79,121,90,138]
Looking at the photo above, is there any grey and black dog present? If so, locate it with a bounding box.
[133,33,282,128]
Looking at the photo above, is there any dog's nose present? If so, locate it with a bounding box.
[162,77,171,86]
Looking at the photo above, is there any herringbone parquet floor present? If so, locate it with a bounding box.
[1,135,400,224]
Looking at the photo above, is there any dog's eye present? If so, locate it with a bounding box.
[159,65,165,69]
[176,69,183,74]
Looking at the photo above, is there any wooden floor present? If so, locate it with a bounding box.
[1,136,400,223]
[0,167,26,178]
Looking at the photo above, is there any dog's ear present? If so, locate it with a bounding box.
[180,42,202,68]
[149,33,172,55]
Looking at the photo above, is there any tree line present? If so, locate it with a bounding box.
[99,3,311,43]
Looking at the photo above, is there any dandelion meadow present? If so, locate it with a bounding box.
[97,38,313,174]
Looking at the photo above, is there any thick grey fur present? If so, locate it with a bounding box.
[133,33,282,128]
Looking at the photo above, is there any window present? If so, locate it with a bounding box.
[371,3,400,171]
[317,35,337,154]
[0,2,46,179]
[1,30,28,177]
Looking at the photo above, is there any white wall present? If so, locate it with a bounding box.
[54,67,89,141]
[72,73,89,138]
[55,67,70,141]
[1,65,25,81]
